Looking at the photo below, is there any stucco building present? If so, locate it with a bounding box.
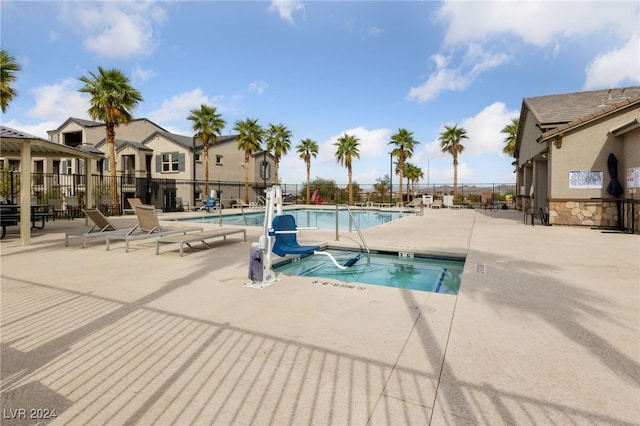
[43,117,274,209]
[514,87,640,232]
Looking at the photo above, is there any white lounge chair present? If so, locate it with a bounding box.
[65,208,136,248]
[105,204,202,252]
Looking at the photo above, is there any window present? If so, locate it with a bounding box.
[163,153,179,172]
[195,153,202,163]
[155,152,185,173]
[216,155,223,165]
[260,161,271,179]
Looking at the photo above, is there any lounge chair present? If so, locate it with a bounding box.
[271,214,320,257]
[233,199,250,209]
[431,200,443,209]
[124,197,143,214]
[105,204,202,252]
[65,208,136,248]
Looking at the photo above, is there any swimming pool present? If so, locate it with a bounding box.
[274,249,464,294]
[178,208,412,230]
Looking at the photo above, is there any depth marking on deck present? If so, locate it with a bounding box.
[311,280,367,291]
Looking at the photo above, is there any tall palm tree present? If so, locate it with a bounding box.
[266,123,292,185]
[438,124,467,198]
[187,104,226,197]
[296,138,319,204]
[334,133,360,205]
[404,162,423,200]
[78,67,143,210]
[234,118,264,203]
[501,117,519,156]
[388,128,419,205]
[0,49,21,113]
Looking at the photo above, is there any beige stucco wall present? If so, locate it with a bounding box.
[518,109,545,163]
[548,107,638,199]
[621,126,640,196]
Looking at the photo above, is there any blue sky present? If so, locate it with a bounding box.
[2,1,639,186]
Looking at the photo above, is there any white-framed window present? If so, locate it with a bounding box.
[195,153,202,163]
[155,152,185,173]
[162,153,179,172]
[216,155,223,165]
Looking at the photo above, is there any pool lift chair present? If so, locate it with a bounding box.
[245,186,361,289]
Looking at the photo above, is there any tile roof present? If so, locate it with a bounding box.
[541,92,640,140]
[525,86,640,127]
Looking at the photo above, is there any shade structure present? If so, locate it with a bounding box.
[606,153,623,197]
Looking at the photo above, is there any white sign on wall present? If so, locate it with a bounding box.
[627,167,640,188]
[569,170,603,189]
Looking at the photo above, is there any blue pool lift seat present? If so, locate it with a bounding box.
[271,214,320,257]
[199,197,216,212]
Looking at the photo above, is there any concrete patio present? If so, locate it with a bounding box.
[1,207,638,425]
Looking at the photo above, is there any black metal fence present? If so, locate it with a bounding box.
[0,170,517,215]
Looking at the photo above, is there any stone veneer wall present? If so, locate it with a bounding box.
[548,199,640,233]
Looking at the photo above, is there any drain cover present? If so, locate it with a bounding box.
[475,264,486,273]
[410,305,436,314]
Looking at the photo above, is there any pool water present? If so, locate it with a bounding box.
[274,249,464,294]
[179,208,412,230]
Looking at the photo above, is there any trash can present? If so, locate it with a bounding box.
[248,244,263,281]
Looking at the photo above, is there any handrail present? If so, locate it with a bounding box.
[335,204,370,265]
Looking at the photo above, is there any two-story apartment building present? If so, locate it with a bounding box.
[41,117,274,210]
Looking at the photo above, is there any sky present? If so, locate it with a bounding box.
[1,0,639,187]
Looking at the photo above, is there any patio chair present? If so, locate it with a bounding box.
[106,204,203,252]
[65,195,82,219]
[49,199,65,220]
[431,200,443,209]
[65,208,136,248]
[271,214,320,257]
[124,197,143,214]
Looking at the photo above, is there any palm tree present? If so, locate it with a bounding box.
[0,49,21,113]
[187,104,226,197]
[296,138,319,204]
[78,67,143,210]
[334,133,360,205]
[266,123,292,185]
[404,162,423,200]
[438,124,467,198]
[388,128,419,205]
[234,118,264,203]
[501,117,519,156]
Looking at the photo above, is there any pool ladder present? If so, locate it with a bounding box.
[336,205,371,265]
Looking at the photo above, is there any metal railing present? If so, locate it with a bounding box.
[335,204,370,265]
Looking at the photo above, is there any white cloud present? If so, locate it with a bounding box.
[27,79,90,123]
[407,45,509,103]
[1,119,61,140]
[317,127,391,165]
[422,1,640,100]
[249,80,269,96]
[459,102,518,157]
[268,0,305,25]
[584,33,640,89]
[147,88,216,124]
[132,66,157,84]
[59,2,167,59]
[437,1,638,47]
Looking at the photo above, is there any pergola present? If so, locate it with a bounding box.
[0,125,103,246]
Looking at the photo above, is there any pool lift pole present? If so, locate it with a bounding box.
[245,185,283,289]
